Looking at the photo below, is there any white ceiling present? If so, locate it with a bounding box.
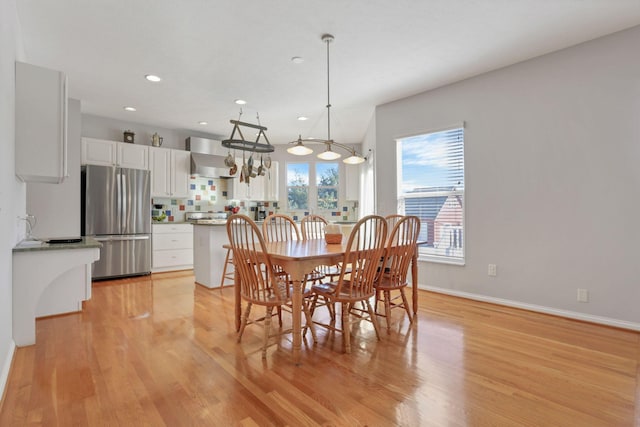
[16,0,640,145]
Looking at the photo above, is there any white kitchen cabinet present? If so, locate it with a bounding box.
[152,223,193,272]
[345,163,360,201]
[149,147,190,198]
[230,158,278,201]
[82,137,149,170]
[15,61,68,183]
[264,160,279,201]
[171,149,191,198]
[229,157,257,200]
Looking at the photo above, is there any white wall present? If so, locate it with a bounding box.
[82,113,224,150]
[375,26,640,326]
[0,0,25,400]
[27,99,81,237]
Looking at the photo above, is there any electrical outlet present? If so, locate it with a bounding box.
[488,264,497,277]
[577,288,589,303]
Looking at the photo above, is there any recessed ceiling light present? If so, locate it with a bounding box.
[297,116,308,121]
[198,121,208,125]
[123,106,137,112]
[234,99,247,105]
[291,56,304,64]
[145,74,162,82]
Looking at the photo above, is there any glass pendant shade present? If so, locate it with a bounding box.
[287,141,313,155]
[343,153,365,164]
[317,147,341,160]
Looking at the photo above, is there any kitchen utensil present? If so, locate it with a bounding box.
[264,154,272,169]
[257,155,264,176]
[240,151,247,182]
[224,152,235,167]
[247,153,254,175]
[229,164,237,175]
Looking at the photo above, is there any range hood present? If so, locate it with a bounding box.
[186,137,235,178]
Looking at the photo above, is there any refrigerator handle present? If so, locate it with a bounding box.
[121,171,127,233]
[116,171,122,233]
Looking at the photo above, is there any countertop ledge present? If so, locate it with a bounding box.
[13,237,102,253]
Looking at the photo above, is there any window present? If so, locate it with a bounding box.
[316,163,338,210]
[287,162,309,209]
[397,126,464,264]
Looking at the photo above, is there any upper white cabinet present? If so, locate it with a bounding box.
[171,149,191,198]
[345,164,360,201]
[15,62,68,183]
[229,159,278,201]
[149,146,190,198]
[264,160,279,201]
[118,143,149,170]
[82,137,148,170]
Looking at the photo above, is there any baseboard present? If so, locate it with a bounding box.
[424,286,640,331]
[0,339,16,409]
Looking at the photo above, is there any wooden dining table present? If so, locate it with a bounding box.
[226,238,421,365]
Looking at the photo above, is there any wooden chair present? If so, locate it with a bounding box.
[300,215,336,319]
[310,215,388,353]
[226,214,316,358]
[300,215,342,280]
[261,214,300,282]
[375,215,420,332]
[262,213,300,242]
[262,213,322,325]
[385,214,404,231]
[300,214,327,240]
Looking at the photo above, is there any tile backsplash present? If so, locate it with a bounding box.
[151,176,359,223]
[152,176,231,222]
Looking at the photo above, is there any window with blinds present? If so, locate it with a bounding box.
[396,126,465,264]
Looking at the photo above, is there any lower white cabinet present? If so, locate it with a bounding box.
[152,223,193,272]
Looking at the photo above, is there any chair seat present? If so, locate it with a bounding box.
[375,275,409,291]
[311,280,372,302]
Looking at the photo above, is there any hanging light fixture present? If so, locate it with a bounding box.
[287,33,367,165]
[287,135,314,155]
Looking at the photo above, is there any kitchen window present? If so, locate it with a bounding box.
[316,162,338,210]
[397,125,465,264]
[287,162,309,209]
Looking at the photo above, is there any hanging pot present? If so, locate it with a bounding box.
[264,154,272,169]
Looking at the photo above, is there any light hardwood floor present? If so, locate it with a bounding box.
[1,271,639,426]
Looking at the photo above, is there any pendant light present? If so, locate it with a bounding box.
[287,33,367,165]
[287,135,314,155]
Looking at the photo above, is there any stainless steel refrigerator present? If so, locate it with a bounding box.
[82,165,151,279]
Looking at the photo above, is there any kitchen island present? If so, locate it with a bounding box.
[12,237,101,346]
[193,223,230,289]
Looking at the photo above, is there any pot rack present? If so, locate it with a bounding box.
[221,119,275,153]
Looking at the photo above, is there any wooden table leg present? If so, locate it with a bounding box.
[234,268,241,332]
[290,274,303,365]
[411,252,418,318]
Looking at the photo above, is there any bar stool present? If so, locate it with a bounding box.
[219,247,235,287]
